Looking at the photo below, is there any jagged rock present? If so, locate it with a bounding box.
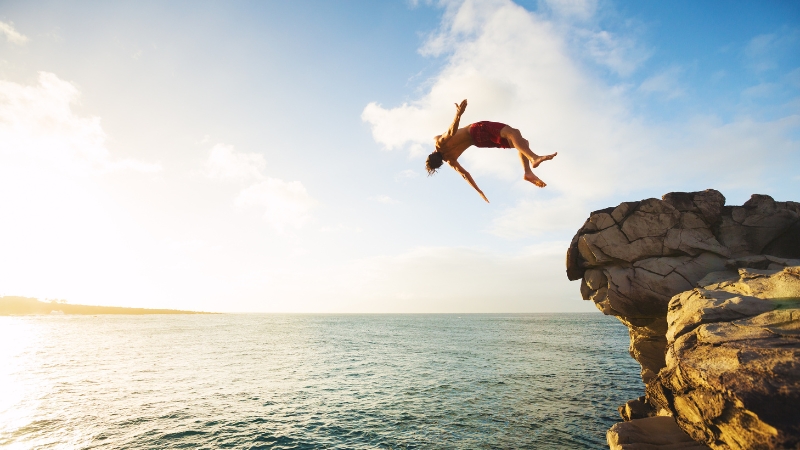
[566,191,800,386]
[621,317,667,384]
[647,267,800,449]
[607,416,710,449]
[566,190,800,449]
[619,396,656,422]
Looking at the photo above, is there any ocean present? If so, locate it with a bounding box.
[1,314,642,449]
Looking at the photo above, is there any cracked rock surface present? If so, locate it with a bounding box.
[647,267,800,450]
[566,190,800,449]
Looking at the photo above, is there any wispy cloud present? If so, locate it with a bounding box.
[541,0,597,21]
[579,28,650,76]
[0,20,28,45]
[638,66,685,99]
[0,72,161,175]
[205,143,265,182]
[396,169,419,180]
[204,143,317,231]
[235,178,317,231]
[744,29,800,73]
[369,195,399,204]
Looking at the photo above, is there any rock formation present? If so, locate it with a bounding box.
[648,267,800,449]
[566,190,800,449]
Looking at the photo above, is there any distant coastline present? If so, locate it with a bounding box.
[0,296,212,315]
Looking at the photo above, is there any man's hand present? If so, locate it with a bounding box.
[454,99,467,115]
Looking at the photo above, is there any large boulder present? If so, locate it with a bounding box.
[646,267,800,450]
[567,191,800,386]
[566,190,800,449]
[607,416,710,450]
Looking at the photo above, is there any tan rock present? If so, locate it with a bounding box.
[565,190,800,450]
[649,267,800,450]
[584,227,670,263]
[607,416,710,450]
[715,216,750,257]
[619,396,656,421]
[585,268,608,290]
[721,266,800,298]
[691,189,726,225]
[580,277,593,300]
[592,212,617,230]
[664,228,729,257]
[634,256,693,276]
[696,270,739,288]
[622,317,668,384]
[665,288,777,342]
[579,234,615,266]
[612,201,641,223]
[621,200,680,241]
[679,212,708,229]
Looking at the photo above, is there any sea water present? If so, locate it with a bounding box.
[0,314,642,449]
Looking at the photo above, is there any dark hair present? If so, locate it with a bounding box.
[425,151,443,176]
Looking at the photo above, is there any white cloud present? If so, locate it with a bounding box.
[205,143,266,181]
[745,33,778,73]
[580,29,650,76]
[204,143,316,230]
[744,29,800,73]
[638,66,685,99]
[235,178,317,231]
[0,20,28,45]
[541,0,597,21]
[396,169,419,180]
[741,82,778,99]
[786,67,800,89]
[370,195,399,204]
[362,0,644,216]
[362,0,800,238]
[0,72,161,175]
[539,0,650,76]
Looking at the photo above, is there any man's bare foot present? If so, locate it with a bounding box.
[532,152,557,168]
[524,172,546,188]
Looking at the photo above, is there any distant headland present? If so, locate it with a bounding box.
[0,296,212,315]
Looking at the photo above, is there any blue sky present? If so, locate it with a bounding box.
[1,0,798,312]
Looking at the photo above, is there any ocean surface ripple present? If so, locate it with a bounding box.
[1,314,642,449]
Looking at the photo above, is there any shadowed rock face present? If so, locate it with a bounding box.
[566,190,800,450]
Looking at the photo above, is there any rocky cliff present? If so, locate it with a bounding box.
[566,190,800,449]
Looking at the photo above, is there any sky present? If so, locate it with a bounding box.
[0,0,798,313]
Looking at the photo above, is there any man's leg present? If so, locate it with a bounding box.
[502,127,557,168]
[518,151,546,187]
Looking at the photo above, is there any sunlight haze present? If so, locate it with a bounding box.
[1,0,798,312]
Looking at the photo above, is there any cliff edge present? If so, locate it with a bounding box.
[566,190,800,449]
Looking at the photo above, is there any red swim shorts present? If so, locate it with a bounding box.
[469,121,511,148]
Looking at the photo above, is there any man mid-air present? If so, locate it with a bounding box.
[425,99,557,203]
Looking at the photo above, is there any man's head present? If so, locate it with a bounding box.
[425,151,443,176]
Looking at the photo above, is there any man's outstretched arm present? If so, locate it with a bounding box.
[450,161,489,203]
[442,99,468,141]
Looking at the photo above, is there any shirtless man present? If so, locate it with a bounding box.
[425,99,557,203]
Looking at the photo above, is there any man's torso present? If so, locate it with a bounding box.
[436,127,474,162]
